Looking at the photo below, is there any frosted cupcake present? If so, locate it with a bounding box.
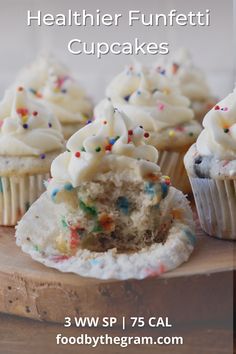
[16,103,195,280]
[184,89,236,240]
[157,49,217,123]
[0,86,64,225]
[95,63,202,193]
[16,57,93,139]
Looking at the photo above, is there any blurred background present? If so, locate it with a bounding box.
[0,0,234,103]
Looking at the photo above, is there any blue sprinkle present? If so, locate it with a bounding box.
[48,122,52,128]
[40,154,46,159]
[109,138,116,145]
[64,183,73,191]
[144,182,155,197]
[0,178,2,193]
[137,90,141,95]
[161,182,169,199]
[124,95,130,102]
[23,124,28,129]
[86,120,92,124]
[61,89,67,94]
[184,229,196,246]
[90,259,100,266]
[51,189,59,200]
[116,196,129,215]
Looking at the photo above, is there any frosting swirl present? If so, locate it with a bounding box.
[157,49,211,101]
[95,62,194,132]
[49,103,160,189]
[0,87,64,156]
[16,56,93,124]
[196,89,236,159]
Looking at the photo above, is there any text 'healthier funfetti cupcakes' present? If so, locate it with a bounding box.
[184,89,236,240]
[95,63,202,194]
[16,103,196,280]
[156,49,217,123]
[0,86,64,225]
[16,56,93,139]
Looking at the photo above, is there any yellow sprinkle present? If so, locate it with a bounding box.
[168,130,175,137]
[56,236,69,254]
[163,88,170,95]
[163,175,170,181]
[21,115,28,123]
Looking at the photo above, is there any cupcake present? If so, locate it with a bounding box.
[16,56,93,139]
[0,86,64,225]
[184,89,236,240]
[95,63,202,193]
[157,49,217,123]
[16,104,195,280]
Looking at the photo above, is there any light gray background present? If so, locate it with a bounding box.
[0,0,234,102]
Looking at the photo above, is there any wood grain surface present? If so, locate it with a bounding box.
[0,215,234,325]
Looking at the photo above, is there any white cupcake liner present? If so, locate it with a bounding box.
[189,177,236,240]
[0,173,49,226]
[158,150,191,194]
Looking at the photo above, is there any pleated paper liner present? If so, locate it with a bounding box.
[189,177,236,240]
[158,150,191,194]
[0,173,49,226]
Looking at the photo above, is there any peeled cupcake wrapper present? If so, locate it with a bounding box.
[0,173,49,226]
[158,150,191,194]
[16,187,196,280]
[189,177,236,240]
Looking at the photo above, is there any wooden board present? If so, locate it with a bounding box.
[0,216,234,325]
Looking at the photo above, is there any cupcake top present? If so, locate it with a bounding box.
[16,56,93,125]
[95,63,201,150]
[48,103,160,196]
[184,89,236,179]
[157,48,212,102]
[0,86,64,156]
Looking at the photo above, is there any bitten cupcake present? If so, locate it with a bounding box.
[16,103,196,280]
[95,63,202,193]
[157,49,217,123]
[184,89,236,240]
[0,86,64,225]
[16,56,93,139]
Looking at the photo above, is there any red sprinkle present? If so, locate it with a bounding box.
[144,132,150,138]
[75,152,81,158]
[214,105,220,110]
[32,111,38,116]
[128,129,133,135]
[103,121,107,125]
[105,145,112,151]
[18,86,24,92]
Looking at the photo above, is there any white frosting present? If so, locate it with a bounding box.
[0,87,64,156]
[50,103,159,187]
[196,89,236,159]
[157,49,211,101]
[95,63,194,132]
[16,56,93,124]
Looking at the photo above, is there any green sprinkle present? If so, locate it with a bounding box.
[61,217,68,228]
[25,202,30,211]
[115,135,120,140]
[95,147,101,152]
[92,223,103,233]
[79,199,97,217]
[189,132,194,137]
[66,149,70,152]
[81,146,86,152]
[0,178,3,193]
[34,245,40,252]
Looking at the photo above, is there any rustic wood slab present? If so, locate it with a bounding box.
[0,217,234,325]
